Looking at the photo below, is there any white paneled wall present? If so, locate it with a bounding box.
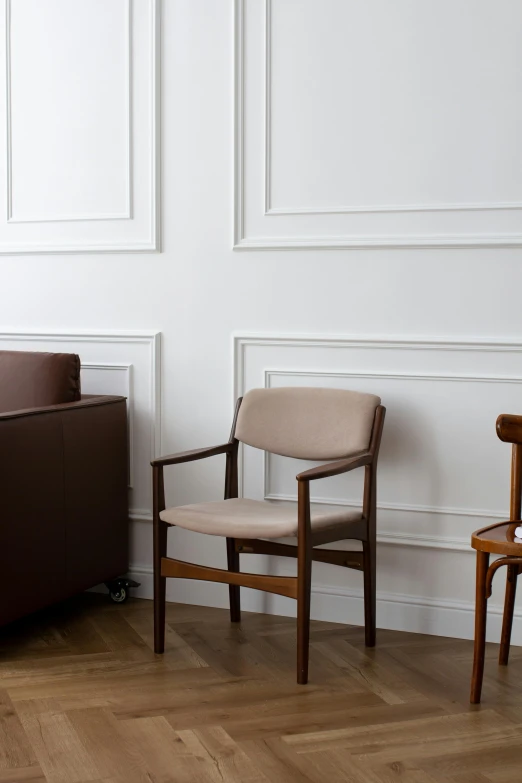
[0,0,159,252]
[235,0,522,249]
[2,0,522,646]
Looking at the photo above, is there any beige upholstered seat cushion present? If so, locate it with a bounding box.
[235,387,381,460]
[160,498,363,546]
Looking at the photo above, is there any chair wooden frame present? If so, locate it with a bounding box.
[152,398,386,684]
[470,413,522,703]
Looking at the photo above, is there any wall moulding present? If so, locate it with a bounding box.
[234,333,519,553]
[0,0,160,253]
[82,361,134,488]
[234,0,522,249]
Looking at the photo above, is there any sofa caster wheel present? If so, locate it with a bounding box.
[109,585,128,603]
[105,578,140,604]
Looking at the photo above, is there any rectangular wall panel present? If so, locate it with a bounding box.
[0,0,160,252]
[235,335,521,549]
[8,0,130,223]
[232,334,522,642]
[235,0,522,249]
[231,334,522,641]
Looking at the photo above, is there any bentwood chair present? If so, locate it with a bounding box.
[151,387,385,684]
[470,414,522,703]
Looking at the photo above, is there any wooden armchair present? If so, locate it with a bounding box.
[470,413,522,703]
[151,387,385,684]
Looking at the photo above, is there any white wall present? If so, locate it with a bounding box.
[1,0,522,644]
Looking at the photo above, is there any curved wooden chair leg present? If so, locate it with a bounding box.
[499,564,519,666]
[470,550,490,704]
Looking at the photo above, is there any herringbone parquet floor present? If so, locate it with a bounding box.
[1,594,521,783]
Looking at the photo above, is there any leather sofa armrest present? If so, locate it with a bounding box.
[0,394,126,421]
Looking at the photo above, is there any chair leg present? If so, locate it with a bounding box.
[470,550,490,704]
[297,540,312,685]
[499,564,518,666]
[153,518,168,654]
[226,537,241,623]
[363,540,376,647]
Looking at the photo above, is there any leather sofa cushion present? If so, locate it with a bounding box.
[0,350,81,413]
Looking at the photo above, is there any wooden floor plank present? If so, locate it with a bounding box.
[281,710,517,754]
[0,691,38,772]
[119,715,201,783]
[16,709,100,783]
[240,738,313,783]
[66,707,151,783]
[0,768,47,782]
[183,726,270,782]
[225,697,442,743]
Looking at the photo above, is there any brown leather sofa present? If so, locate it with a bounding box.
[0,350,129,626]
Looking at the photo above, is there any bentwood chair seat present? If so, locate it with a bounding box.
[472,522,522,557]
[152,386,386,684]
[470,414,522,704]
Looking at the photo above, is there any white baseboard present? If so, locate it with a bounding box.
[126,563,522,647]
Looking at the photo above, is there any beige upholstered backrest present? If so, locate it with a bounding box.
[235,387,381,460]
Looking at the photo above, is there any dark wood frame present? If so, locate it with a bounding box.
[470,413,522,703]
[152,399,386,684]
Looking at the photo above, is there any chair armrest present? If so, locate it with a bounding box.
[497,414,522,444]
[151,443,233,468]
[296,452,372,482]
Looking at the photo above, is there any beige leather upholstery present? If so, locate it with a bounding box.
[235,387,381,460]
[160,498,363,546]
